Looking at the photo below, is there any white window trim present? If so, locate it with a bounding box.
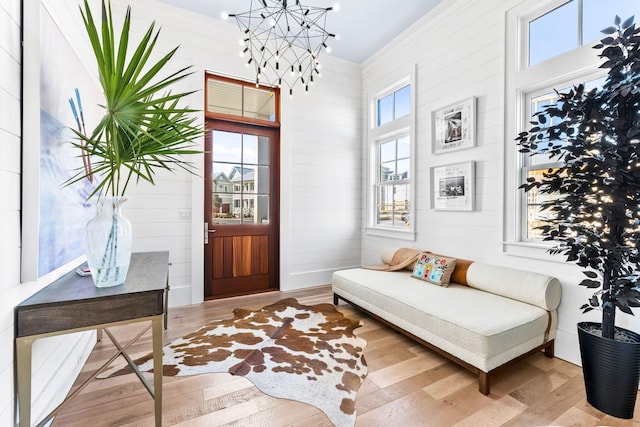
[366,66,416,240]
[504,0,607,260]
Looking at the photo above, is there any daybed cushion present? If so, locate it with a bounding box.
[332,266,558,372]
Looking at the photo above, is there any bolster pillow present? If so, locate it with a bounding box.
[466,262,562,311]
[380,247,400,264]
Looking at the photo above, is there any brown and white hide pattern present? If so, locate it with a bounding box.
[138,298,368,427]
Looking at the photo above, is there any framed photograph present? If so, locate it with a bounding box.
[431,161,475,211]
[431,96,476,154]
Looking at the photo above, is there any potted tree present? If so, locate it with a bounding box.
[65,1,203,287]
[517,16,640,419]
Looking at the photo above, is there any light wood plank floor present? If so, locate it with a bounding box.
[51,285,640,426]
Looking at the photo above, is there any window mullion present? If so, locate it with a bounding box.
[577,0,584,47]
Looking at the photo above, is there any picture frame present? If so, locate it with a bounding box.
[431,96,476,154]
[431,161,475,211]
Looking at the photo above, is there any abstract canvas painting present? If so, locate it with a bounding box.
[27,5,100,278]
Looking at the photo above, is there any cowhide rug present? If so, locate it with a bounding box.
[103,298,368,427]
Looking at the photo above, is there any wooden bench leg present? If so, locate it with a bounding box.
[544,340,555,358]
[479,372,490,395]
[333,293,340,305]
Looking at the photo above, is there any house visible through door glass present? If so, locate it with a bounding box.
[211,131,270,225]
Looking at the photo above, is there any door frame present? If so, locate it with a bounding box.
[190,72,281,304]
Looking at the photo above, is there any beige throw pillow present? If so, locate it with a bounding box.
[411,252,457,286]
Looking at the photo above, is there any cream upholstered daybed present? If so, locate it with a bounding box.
[332,247,562,395]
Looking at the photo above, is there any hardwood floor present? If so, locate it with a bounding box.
[51,285,640,426]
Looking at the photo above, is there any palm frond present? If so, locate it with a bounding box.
[67,0,204,199]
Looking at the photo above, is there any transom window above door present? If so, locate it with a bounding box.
[206,75,279,124]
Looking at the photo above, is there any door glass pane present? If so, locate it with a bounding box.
[212,131,242,163]
[243,166,269,194]
[255,195,269,224]
[211,130,271,226]
[254,165,269,194]
[228,165,246,194]
[529,1,578,66]
[212,162,237,192]
[244,134,270,165]
[241,196,254,222]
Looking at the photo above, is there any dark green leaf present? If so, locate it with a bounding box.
[579,279,601,288]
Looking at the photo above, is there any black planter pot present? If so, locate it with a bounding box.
[577,321,640,419]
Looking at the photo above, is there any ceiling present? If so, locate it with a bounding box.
[158,0,446,64]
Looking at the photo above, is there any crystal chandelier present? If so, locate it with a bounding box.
[222,0,340,96]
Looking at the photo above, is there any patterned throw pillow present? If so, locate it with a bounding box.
[411,252,457,286]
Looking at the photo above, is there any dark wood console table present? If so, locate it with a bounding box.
[15,251,169,427]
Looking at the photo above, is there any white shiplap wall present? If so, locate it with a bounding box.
[0,2,22,423]
[360,0,640,367]
[2,0,362,422]
[281,66,363,289]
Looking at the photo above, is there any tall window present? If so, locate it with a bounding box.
[522,78,605,240]
[505,0,637,254]
[368,75,415,238]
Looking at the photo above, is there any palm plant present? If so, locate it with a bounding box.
[66,0,203,287]
[65,0,203,199]
[517,16,640,340]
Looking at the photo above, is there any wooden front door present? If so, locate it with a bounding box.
[204,120,279,299]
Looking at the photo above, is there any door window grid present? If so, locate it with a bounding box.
[211,131,270,225]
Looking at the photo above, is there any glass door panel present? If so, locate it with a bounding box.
[211,131,271,225]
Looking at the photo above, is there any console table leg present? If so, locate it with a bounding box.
[16,337,33,427]
[152,316,163,427]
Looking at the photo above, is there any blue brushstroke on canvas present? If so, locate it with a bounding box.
[38,109,96,276]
